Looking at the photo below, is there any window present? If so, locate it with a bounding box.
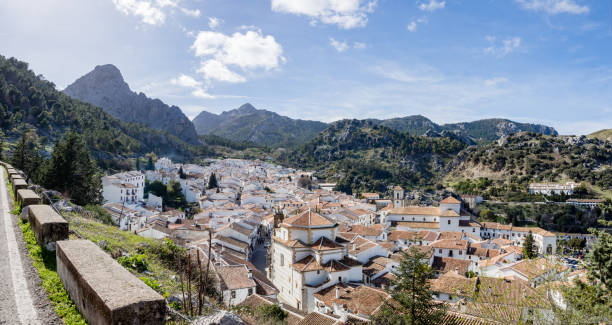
[448,220,451,225]
[472,228,475,232]
[338,276,341,282]
[231,291,236,299]
[248,288,253,296]
[439,249,442,253]
[280,254,284,267]
[317,270,320,274]
[459,250,462,255]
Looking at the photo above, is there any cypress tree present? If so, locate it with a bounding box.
[135,157,140,171]
[179,166,187,179]
[523,231,536,259]
[146,156,154,170]
[207,173,217,189]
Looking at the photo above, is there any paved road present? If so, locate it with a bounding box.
[0,168,60,325]
[250,242,268,272]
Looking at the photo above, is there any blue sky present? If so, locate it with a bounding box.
[1,0,611,135]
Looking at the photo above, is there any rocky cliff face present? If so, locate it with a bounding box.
[63,64,200,144]
[193,103,329,147]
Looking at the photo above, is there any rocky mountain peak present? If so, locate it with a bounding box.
[63,64,200,144]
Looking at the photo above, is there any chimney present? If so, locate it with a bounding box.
[335,287,341,299]
[454,267,459,274]
[248,269,253,279]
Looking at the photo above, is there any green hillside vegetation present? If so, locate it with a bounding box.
[588,129,612,142]
[446,133,612,198]
[279,119,466,194]
[0,55,210,161]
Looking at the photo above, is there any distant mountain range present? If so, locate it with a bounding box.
[193,106,558,147]
[193,103,328,147]
[0,55,204,161]
[63,64,200,145]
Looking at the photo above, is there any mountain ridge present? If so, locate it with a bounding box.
[63,64,200,145]
[193,103,329,147]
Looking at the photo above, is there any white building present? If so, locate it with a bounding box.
[528,182,578,195]
[215,265,257,306]
[102,171,145,204]
[268,209,363,312]
[155,157,174,171]
[480,222,556,255]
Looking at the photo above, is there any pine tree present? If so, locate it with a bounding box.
[179,166,187,179]
[372,246,446,324]
[11,131,28,170]
[43,131,102,205]
[523,231,536,259]
[207,173,217,189]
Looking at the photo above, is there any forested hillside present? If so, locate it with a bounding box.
[0,55,209,161]
[445,133,612,201]
[278,119,466,194]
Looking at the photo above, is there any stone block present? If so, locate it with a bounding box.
[28,205,68,251]
[56,240,166,325]
[12,178,27,193]
[16,189,41,208]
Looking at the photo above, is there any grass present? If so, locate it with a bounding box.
[62,212,183,299]
[19,220,87,325]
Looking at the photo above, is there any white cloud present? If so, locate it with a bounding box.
[484,77,509,87]
[197,60,246,83]
[155,0,177,7]
[515,0,589,15]
[208,17,221,29]
[353,42,366,49]
[181,8,200,17]
[406,17,427,32]
[112,0,166,25]
[170,74,214,98]
[418,0,445,12]
[329,38,349,52]
[191,29,285,83]
[407,21,417,32]
[271,0,377,29]
[112,0,202,24]
[484,36,522,57]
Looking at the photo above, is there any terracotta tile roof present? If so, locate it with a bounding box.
[396,221,440,229]
[454,301,521,324]
[490,238,513,246]
[505,258,567,281]
[343,224,384,237]
[441,209,460,217]
[440,196,461,204]
[272,236,308,248]
[311,237,345,251]
[362,257,388,276]
[438,231,464,240]
[421,231,440,242]
[292,255,324,272]
[476,277,550,308]
[432,256,472,275]
[430,271,477,296]
[313,283,390,316]
[238,295,305,325]
[282,210,335,228]
[213,234,249,250]
[446,308,506,325]
[431,239,468,250]
[377,241,396,252]
[321,257,362,272]
[296,312,339,325]
[372,271,396,287]
[388,230,422,242]
[348,236,380,254]
[216,265,256,290]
